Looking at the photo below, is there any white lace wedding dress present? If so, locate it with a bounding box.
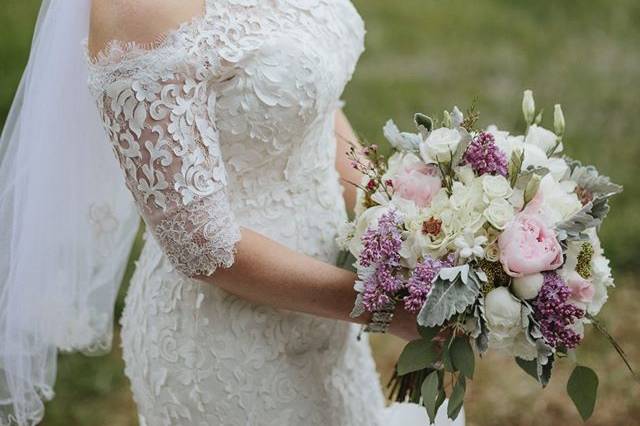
[86,1,464,425]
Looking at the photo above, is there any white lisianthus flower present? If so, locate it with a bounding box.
[492,131,524,159]
[482,175,513,202]
[522,90,536,125]
[525,124,563,155]
[521,143,549,170]
[546,157,570,181]
[420,127,462,163]
[554,104,566,136]
[454,229,487,259]
[512,273,545,300]
[485,287,523,339]
[484,198,515,230]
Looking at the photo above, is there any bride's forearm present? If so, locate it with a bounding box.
[197,228,360,323]
[196,228,419,340]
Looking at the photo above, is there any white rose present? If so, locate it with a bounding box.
[482,175,513,202]
[525,124,562,155]
[484,198,515,230]
[485,287,523,339]
[420,127,462,163]
[512,273,545,300]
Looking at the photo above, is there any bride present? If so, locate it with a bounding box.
[0,1,463,425]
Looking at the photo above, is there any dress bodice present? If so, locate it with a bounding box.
[87,0,365,273]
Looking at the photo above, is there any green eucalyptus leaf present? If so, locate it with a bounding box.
[397,339,438,376]
[421,371,440,423]
[442,339,456,372]
[435,388,446,419]
[418,326,440,342]
[447,376,466,420]
[450,337,475,379]
[567,366,599,421]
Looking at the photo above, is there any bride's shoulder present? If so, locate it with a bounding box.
[88,0,205,57]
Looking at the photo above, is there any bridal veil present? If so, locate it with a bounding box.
[0,1,138,424]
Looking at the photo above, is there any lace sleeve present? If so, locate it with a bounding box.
[95,68,241,277]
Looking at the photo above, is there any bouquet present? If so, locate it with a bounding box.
[337,91,632,423]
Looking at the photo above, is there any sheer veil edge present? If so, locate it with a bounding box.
[0,1,139,424]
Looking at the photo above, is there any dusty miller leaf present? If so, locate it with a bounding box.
[556,196,612,242]
[565,157,623,197]
[417,266,483,328]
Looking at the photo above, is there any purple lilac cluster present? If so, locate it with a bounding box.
[463,132,508,176]
[403,256,454,313]
[533,272,585,349]
[358,210,404,312]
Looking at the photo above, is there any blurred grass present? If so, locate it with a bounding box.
[2,0,639,425]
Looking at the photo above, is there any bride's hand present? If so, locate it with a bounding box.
[388,307,421,341]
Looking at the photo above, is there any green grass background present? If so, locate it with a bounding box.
[1,0,638,425]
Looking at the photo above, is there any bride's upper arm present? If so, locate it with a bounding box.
[88,0,206,58]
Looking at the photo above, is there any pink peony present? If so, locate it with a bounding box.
[498,214,563,277]
[566,272,595,304]
[393,163,441,208]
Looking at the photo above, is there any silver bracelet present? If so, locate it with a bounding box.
[363,301,396,334]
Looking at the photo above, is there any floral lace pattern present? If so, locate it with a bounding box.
[87,0,397,425]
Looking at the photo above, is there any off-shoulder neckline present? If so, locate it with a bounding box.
[84,12,207,69]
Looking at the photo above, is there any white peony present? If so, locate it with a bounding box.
[525,124,563,155]
[420,127,462,163]
[512,273,545,300]
[484,198,515,230]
